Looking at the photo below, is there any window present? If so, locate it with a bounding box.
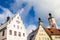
[16,20,20,24]
[2,38,6,40]
[9,30,12,35]
[48,29,50,30]
[14,31,17,36]
[30,39,31,40]
[51,31,53,33]
[23,33,25,37]
[58,30,60,31]
[55,37,60,38]
[47,38,49,40]
[39,37,40,40]
[2,30,5,36]
[30,35,34,40]
[17,17,19,19]
[18,32,21,37]
[21,27,22,29]
[14,25,15,28]
[52,25,54,27]
[43,37,46,40]
[17,25,19,29]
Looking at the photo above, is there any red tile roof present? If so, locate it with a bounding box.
[44,28,60,35]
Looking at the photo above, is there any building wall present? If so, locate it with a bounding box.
[51,35,60,40]
[0,28,7,40]
[6,13,27,40]
[35,25,51,40]
[27,30,37,40]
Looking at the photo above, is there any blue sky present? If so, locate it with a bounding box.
[0,0,60,34]
[0,0,38,27]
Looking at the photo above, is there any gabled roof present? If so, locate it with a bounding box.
[44,28,60,35]
[30,27,60,36]
[0,19,11,30]
[0,13,19,30]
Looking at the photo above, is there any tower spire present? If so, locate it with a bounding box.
[48,13,56,29]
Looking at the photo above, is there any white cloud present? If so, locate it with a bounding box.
[26,25,36,36]
[33,0,60,19]
[25,0,60,18]
[0,0,60,28]
[13,0,60,28]
[23,0,60,27]
[9,0,60,24]
[9,0,33,18]
[10,0,26,13]
[0,6,14,24]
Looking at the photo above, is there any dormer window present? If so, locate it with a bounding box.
[51,31,53,33]
[48,29,50,30]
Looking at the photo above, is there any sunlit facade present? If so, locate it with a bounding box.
[27,13,60,40]
[0,13,27,40]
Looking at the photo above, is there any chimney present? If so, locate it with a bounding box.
[7,16,10,22]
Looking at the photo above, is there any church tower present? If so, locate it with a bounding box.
[48,13,56,29]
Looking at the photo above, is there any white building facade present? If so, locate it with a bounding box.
[0,13,27,40]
